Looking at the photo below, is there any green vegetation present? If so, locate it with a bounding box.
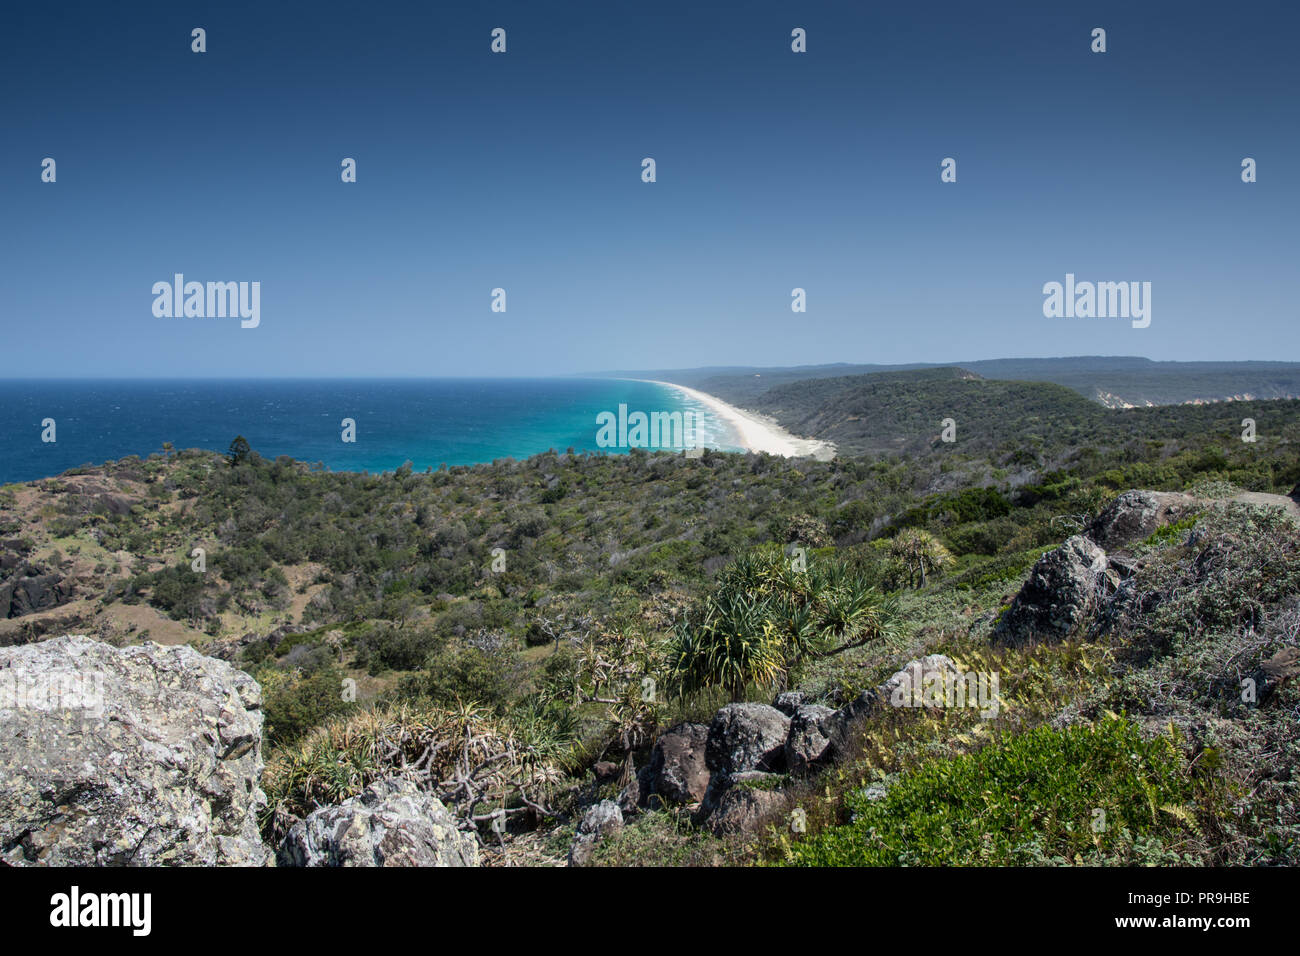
[783,718,1205,866]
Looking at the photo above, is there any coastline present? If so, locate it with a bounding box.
[641,380,837,461]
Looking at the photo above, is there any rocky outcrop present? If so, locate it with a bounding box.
[0,546,73,620]
[992,490,1209,646]
[1085,490,1195,552]
[643,723,710,805]
[705,703,791,776]
[568,800,623,866]
[0,635,269,866]
[277,778,478,867]
[993,535,1108,644]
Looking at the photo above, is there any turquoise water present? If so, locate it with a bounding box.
[0,379,742,484]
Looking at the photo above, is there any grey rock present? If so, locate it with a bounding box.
[772,691,808,716]
[994,535,1108,644]
[617,763,653,815]
[704,784,785,837]
[645,722,710,805]
[706,702,791,776]
[0,634,270,866]
[1086,490,1195,552]
[784,704,836,772]
[278,777,478,867]
[0,562,73,619]
[568,799,624,866]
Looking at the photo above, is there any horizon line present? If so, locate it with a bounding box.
[7,354,1300,382]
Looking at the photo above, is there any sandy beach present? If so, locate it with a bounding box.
[643,380,837,461]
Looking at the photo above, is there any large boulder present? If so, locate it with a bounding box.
[277,777,478,867]
[703,779,786,837]
[706,703,791,776]
[0,635,270,866]
[645,722,710,805]
[1086,491,1196,552]
[994,535,1108,644]
[784,704,836,772]
[568,799,624,866]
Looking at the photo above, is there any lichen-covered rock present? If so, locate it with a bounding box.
[704,782,785,837]
[994,535,1108,644]
[1086,490,1195,552]
[644,723,710,805]
[568,799,623,866]
[784,704,836,772]
[0,635,270,866]
[277,777,478,867]
[772,691,808,716]
[706,703,791,776]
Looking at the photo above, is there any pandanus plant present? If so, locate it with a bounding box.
[665,545,899,701]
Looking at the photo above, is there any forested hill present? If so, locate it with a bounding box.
[738,368,1300,459]
[749,368,1108,457]
[606,357,1300,409]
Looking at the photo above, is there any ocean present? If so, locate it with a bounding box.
[0,378,742,484]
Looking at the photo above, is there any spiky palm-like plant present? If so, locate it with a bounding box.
[665,545,899,700]
[886,528,955,588]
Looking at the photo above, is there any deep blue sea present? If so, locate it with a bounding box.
[0,379,742,484]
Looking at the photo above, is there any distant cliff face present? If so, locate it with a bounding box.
[0,635,271,866]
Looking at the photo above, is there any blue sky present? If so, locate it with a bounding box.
[2,0,1296,377]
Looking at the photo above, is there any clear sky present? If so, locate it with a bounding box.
[2,0,1296,377]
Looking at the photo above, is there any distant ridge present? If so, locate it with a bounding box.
[595,357,1300,409]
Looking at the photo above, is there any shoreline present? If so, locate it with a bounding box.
[640,380,837,461]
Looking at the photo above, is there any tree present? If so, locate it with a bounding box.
[226,435,252,468]
[884,528,954,588]
[566,627,661,784]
